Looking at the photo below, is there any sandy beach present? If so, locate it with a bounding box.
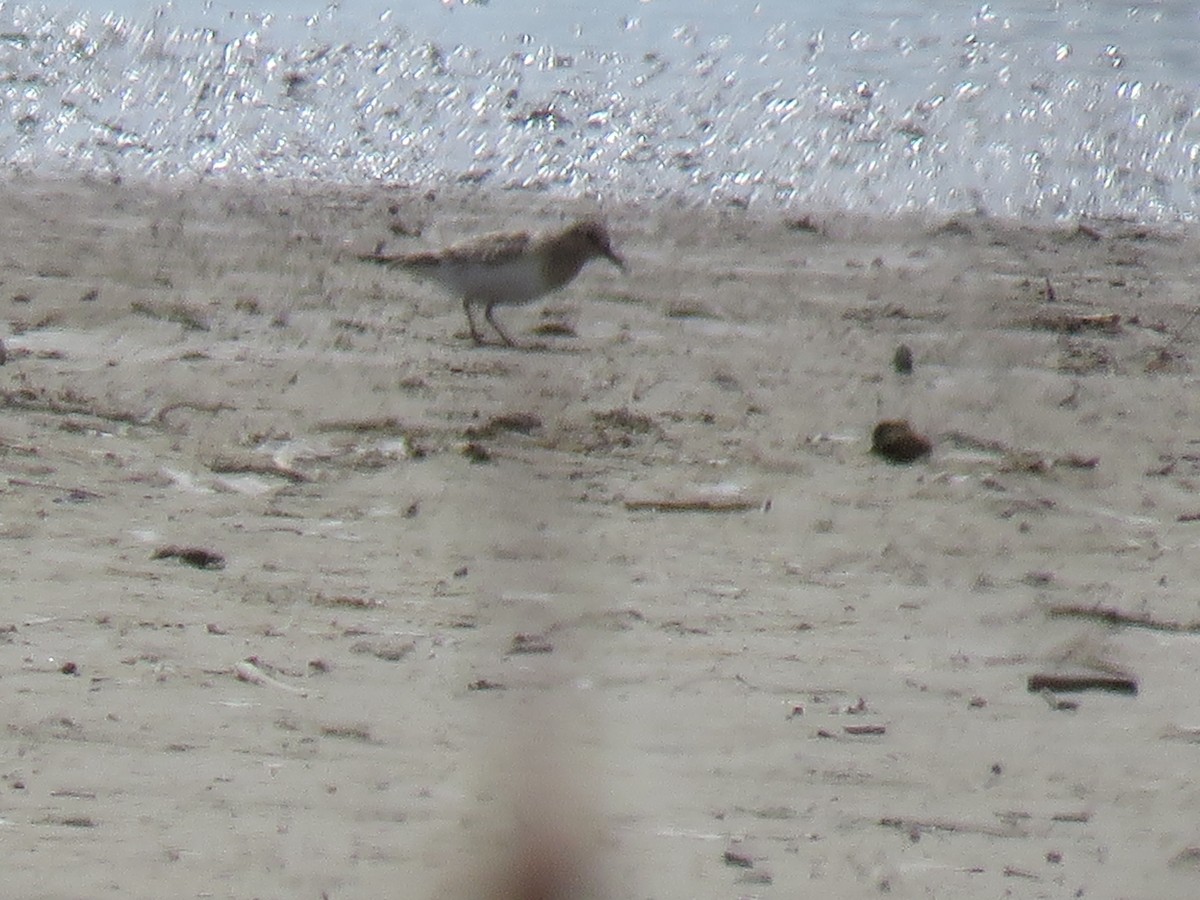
[2,176,1200,899]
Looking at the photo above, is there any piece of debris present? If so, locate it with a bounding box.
[41,815,97,828]
[785,214,824,233]
[665,300,720,319]
[893,344,914,374]
[879,815,1026,839]
[1003,866,1040,880]
[319,723,373,742]
[1028,311,1121,334]
[461,441,491,463]
[1037,688,1079,712]
[623,494,764,513]
[738,870,773,885]
[312,594,384,610]
[464,411,543,439]
[593,407,656,432]
[531,320,577,337]
[349,640,415,662]
[208,457,308,483]
[131,299,210,331]
[152,545,226,570]
[9,478,102,501]
[871,419,932,463]
[722,847,755,868]
[1169,847,1200,870]
[1053,453,1099,470]
[233,659,307,696]
[1045,604,1200,633]
[844,723,887,736]
[1051,811,1091,823]
[468,678,506,691]
[508,633,554,654]
[1027,673,1138,695]
[1042,276,1057,302]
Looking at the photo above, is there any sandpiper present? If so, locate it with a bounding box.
[357,218,626,346]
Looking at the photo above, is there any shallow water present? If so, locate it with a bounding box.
[3,1,1198,221]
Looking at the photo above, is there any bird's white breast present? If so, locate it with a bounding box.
[433,254,550,307]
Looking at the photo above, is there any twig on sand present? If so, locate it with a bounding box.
[152,400,237,424]
[939,431,1098,471]
[208,456,308,483]
[1027,311,1121,334]
[624,495,766,513]
[879,815,1027,839]
[1045,604,1200,634]
[0,387,147,427]
[1003,866,1040,880]
[8,477,102,500]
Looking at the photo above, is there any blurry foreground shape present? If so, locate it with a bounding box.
[463,767,608,900]
[456,682,610,900]
[482,809,604,900]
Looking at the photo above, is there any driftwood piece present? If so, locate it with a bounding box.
[624,495,764,513]
[1046,604,1200,634]
[1027,674,1138,695]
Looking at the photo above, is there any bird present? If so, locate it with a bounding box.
[357,218,626,347]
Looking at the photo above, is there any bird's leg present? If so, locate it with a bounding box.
[463,297,486,345]
[485,302,518,347]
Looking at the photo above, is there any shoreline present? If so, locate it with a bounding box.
[9,168,1200,232]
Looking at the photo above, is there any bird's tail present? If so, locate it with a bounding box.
[355,248,440,270]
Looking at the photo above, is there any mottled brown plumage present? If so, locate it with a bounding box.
[358,219,625,346]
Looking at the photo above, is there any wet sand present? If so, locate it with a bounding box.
[2,176,1200,899]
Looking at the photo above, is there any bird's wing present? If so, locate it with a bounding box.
[441,230,534,264]
[356,229,534,270]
